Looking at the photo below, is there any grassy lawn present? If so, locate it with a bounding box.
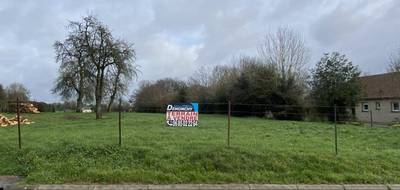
[0,112,399,184]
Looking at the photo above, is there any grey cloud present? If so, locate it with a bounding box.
[309,0,400,74]
[311,3,369,46]
[0,0,399,102]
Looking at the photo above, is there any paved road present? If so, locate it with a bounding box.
[1,177,400,190]
[0,176,20,190]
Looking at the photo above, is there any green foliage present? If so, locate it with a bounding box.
[0,112,399,184]
[310,52,361,119]
[31,101,55,112]
[229,57,278,104]
[391,123,400,128]
[131,28,310,119]
[132,56,306,120]
[133,79,187,111]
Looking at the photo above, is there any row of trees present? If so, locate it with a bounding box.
[0,83,30,111]
[132,28,363,120]
[50,16,399,121]
[0,82,132,113]
[52,15,138,119]
[0,83,56,112]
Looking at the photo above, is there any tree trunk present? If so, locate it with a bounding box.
[106,79,119,112]
[95,71,102,119]
[95,96,102,119]
[95,69,105,119]
[107,69,121,112]
[76,93,83,112]
[107,94,115,112]
[76,66,85,112]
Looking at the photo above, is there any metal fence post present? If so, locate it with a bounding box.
[17,98,21,149]
[369,110,373,127]
[227,100,231,147]
[334,104,338,155]
[118,98,122,146]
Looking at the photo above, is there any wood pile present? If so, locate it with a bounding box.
[8,103,40,113]
[20,103,40,113]
[0,114,34,127]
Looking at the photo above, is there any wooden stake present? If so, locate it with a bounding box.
[119,98,122,146]
[334,104,337,155]
[227,100,231,147]
[17,98,21,149]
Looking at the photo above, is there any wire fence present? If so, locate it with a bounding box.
[134,102,358,123]
[1,100,398,156]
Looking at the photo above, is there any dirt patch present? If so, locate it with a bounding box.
[64,115,81,120]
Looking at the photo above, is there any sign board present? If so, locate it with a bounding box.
[166,103,199,127]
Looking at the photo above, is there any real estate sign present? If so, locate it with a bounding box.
[166,103,199,127]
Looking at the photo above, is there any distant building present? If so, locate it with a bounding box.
[356,72,400,123]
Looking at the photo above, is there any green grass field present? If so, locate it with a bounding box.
[0,112,399,184]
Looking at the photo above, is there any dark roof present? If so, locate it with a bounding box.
[359,72,400,100]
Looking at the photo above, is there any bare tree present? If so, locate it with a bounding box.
[0,84,6,111]
[52,22,93,112]
[258,27,309,87]
[6,83,30,101]
[105,40,138,112]
[79,15,137,119]
[258,27,310,105]
[388,49,400,72]
[188,66,213,87]
[54,15,137,119]
[79,16,112,119]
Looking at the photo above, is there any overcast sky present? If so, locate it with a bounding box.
[0,0,399,102]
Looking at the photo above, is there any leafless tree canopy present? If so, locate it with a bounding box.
[6,82,30,101]
[188,66,213,87]
[52,21,93,112]
[105,40,138,112]
[53,15,138,118]
[258,27,309,83]
[388,49,400,72]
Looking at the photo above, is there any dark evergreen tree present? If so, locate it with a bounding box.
[310,52,361,120]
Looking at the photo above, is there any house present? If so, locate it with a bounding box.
[356,72,400,123]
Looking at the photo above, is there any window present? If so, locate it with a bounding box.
[392,102,400,112]
[375,102,381,110]
[362,102,369,112]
